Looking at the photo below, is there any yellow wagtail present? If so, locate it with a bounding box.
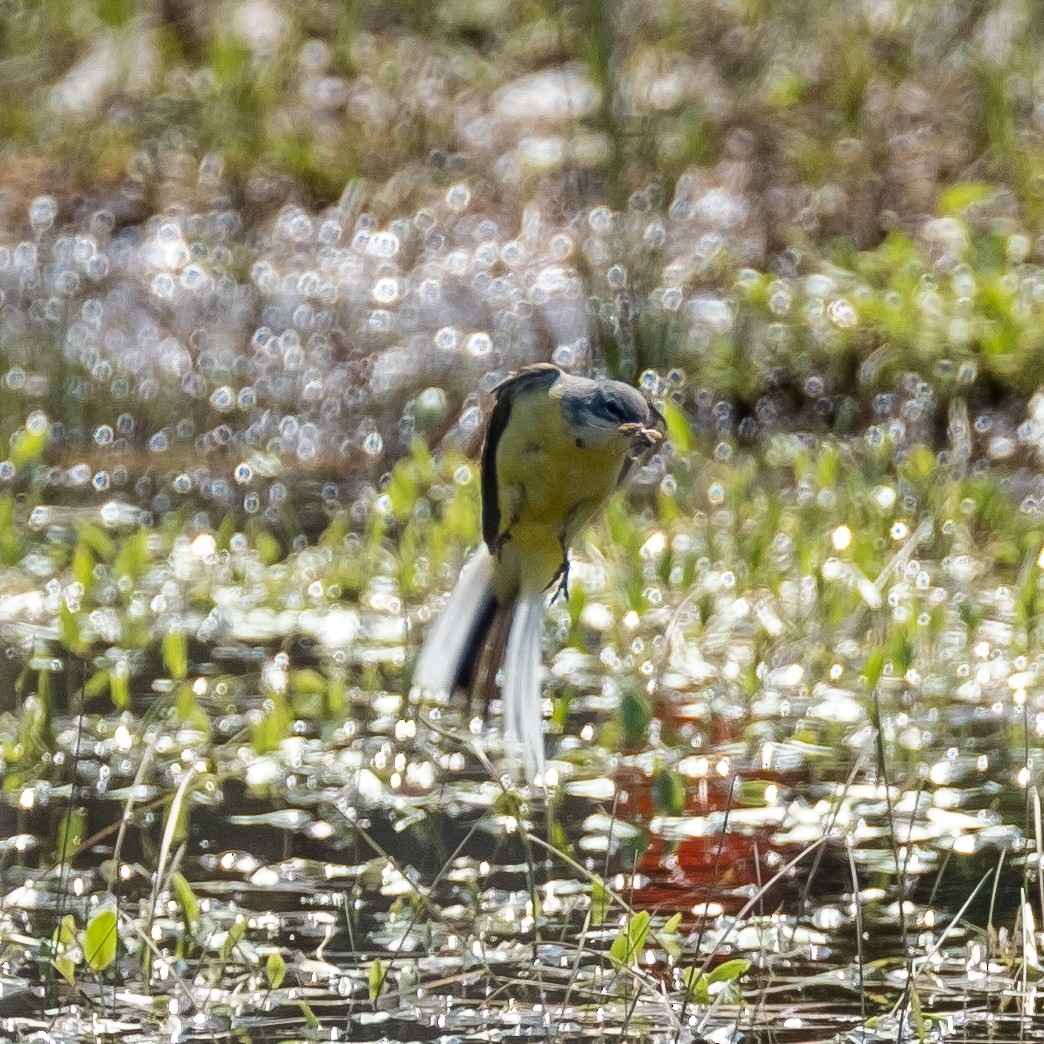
[413,363,664,781]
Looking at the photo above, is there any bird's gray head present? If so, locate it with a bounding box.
[562,377,664,449]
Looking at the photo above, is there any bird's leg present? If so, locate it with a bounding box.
[490,529,513,559]
[549,560,570,602]
[548,539,570,603]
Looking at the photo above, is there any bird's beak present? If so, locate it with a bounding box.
[619,422,663,449]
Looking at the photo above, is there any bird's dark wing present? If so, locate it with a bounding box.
[481,364,561,549]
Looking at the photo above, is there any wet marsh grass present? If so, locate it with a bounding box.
[4,403,1044,1039]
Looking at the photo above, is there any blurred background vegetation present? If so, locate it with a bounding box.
[4,0,1044,478]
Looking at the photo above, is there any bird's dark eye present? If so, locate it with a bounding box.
[601,397,625,421]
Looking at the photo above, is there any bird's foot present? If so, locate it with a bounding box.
[549,556,570,603]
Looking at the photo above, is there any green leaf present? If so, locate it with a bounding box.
[98,0,133,27]
[9,424,48,468]
[38,668,52,708]
[165,783,193,847]
[909,981,928,1038]
[620,690,652,746]
[109,662,131,709]
[591,875,611,926]
[162,630,188,680]
[210,34,253,84]
[18,693,52,760]
[938,182,994,217]
[735,779,774,807]
[298,1000,320,1028]
[442,490,480,542]
[661,398,693,453]
[681,966,710,1003]
[815,444,839,490]
[80,523,116,561]
[53,954,77,984]
[0,494,22,565]
[84,669,110,699]
[708,958,751,984]
[682,958,751,1004]
[252,692,292,754]
[266,951,287,990]
[220,917,247,962]
[114,530,150,581]
[862,647,884,687]
[291,668,327,695]
[409,436,435,479]
[51,914,79,984]
[318,510,349,548]
[59,605,83,654]
[72,541,95,590]
[659,912,683,961]
[368,957,387,1002]
[609,909,651,967]
[386,461,418,519]
[889,624,913,673]
[54,913,78,949]
[84,903,118,972]
[175,681,196,721]
[56,807,86,864]
[215,512,236,552]
[170,871,200,937]
[652,768,685,815]
[325,676,347,716]
[255,529,282,565]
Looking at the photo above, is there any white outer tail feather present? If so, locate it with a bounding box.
[502,588,546,783]
[412,545,496,695]
[413,544,548,784]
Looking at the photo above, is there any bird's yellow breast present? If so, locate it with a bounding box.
[491,385,629,595]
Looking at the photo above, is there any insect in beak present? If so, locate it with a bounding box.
[619,422,663,449]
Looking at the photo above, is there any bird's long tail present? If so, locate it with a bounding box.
[413,544,546,783]
[412,544,499,697]
[502,588,546,783]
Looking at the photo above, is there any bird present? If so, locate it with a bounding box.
[412,363,664,783]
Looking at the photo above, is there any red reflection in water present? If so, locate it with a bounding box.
[609,763,808,917]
